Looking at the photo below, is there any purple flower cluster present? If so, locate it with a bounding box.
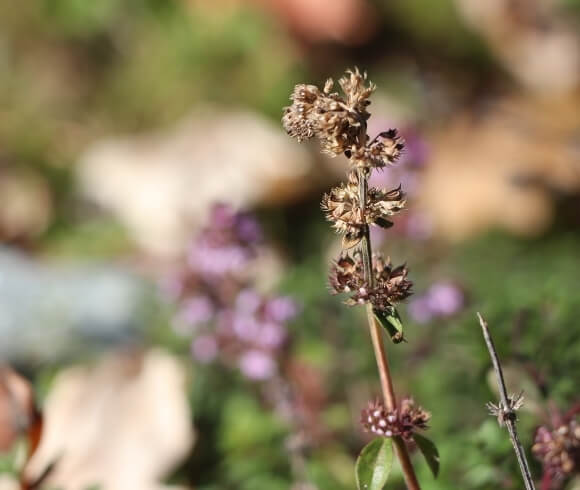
[187,203,262,281]
[408,281,465,324]
[163,204,299,381]
[533,407,580,490]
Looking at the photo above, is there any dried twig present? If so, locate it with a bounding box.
[477,312,536,490]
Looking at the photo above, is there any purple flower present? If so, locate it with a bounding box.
[236,289,262,315]
[191,334,219,364]
[408,296,434,324]
[408,281,465,324]
[264,296,299,323]
[257,322,287,349]
[426,282,464,316]
[210,203,237,229]
[188,241,252,279]
[232,313,261,341]
[238,350,277,380]
[399,129,429,168]
[236,213,262,243]
[179,296,214,325]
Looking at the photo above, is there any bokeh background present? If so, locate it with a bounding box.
[1,0,579,489]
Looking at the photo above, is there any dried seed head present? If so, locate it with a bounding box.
[328,252,365,297]
[486,391,525,427]
[282,84,321,142]
[367,185,406,227]
[361,397,430,440]
[321,180,363,248]
[328,252,413,309]
[532,419,580,486]
[370,254,413,310]
[282,68,375,158]
[338,68,375,115]
[321,173,406,249]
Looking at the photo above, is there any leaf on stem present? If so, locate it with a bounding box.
[373,307,405,343]
[412,432,440,478]
[355,437,394,490]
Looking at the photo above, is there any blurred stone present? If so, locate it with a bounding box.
[0,475,18,490]
[24,349,193,490]
[419,94,580,240]
[455,0,580,94]
[77,108,313,257]
[0,247,148,363]
[0,170,52,243]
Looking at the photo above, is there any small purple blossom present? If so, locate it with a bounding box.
[232,313,262,341]
[408,297,434,324]
[426,282,464,316]
[179,295,214,326]
[188,242,252,280]
[264,296,299,323]
[236,214,262,243]
[257,322,287,349]
[236,288,263,314]
[162,203,298,382]
[210,203,237,229]
[191,335,219,364]
[409,281,465,324]
[238,350,277,380]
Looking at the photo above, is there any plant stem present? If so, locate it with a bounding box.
[477,313,536,490]
[357,168,421,490]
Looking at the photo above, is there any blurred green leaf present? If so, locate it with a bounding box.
[412,433,440,478]
[355,437,394,490]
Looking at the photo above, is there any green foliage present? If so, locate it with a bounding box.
[413,433,440,478]
[355,438,394,490]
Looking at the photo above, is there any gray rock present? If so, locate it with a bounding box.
[0,247,149,363]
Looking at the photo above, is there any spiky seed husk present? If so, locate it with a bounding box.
[361,398,431,440]
[329,252,413,310]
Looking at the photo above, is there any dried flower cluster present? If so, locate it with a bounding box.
[321,173,406,248]
[533,418,580,488]
[361,398,430,440]
[162,203,299,381]
[284,69,427,486]
[283,67,412,315]
[283,69,403,169]
[328,252,412,311]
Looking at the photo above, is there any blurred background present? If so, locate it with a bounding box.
[0,0,579,489]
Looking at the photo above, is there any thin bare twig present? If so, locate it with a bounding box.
[477,312,536,490]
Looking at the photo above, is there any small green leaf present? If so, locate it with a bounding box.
[373,307,405,343]
[413,433,440,478]
[355,438,394,490]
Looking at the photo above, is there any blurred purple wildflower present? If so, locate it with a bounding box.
[408,281,465,324]
[236,288,263,314]
[184,203,263,281]
[239,350,277,380]
[161,203,299,383]
[179,295,214,327]
[265,296,300,323]
[191,334,219,364]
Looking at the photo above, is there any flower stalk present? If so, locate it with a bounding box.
[358,164,421,490]
[283,68,429,489]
